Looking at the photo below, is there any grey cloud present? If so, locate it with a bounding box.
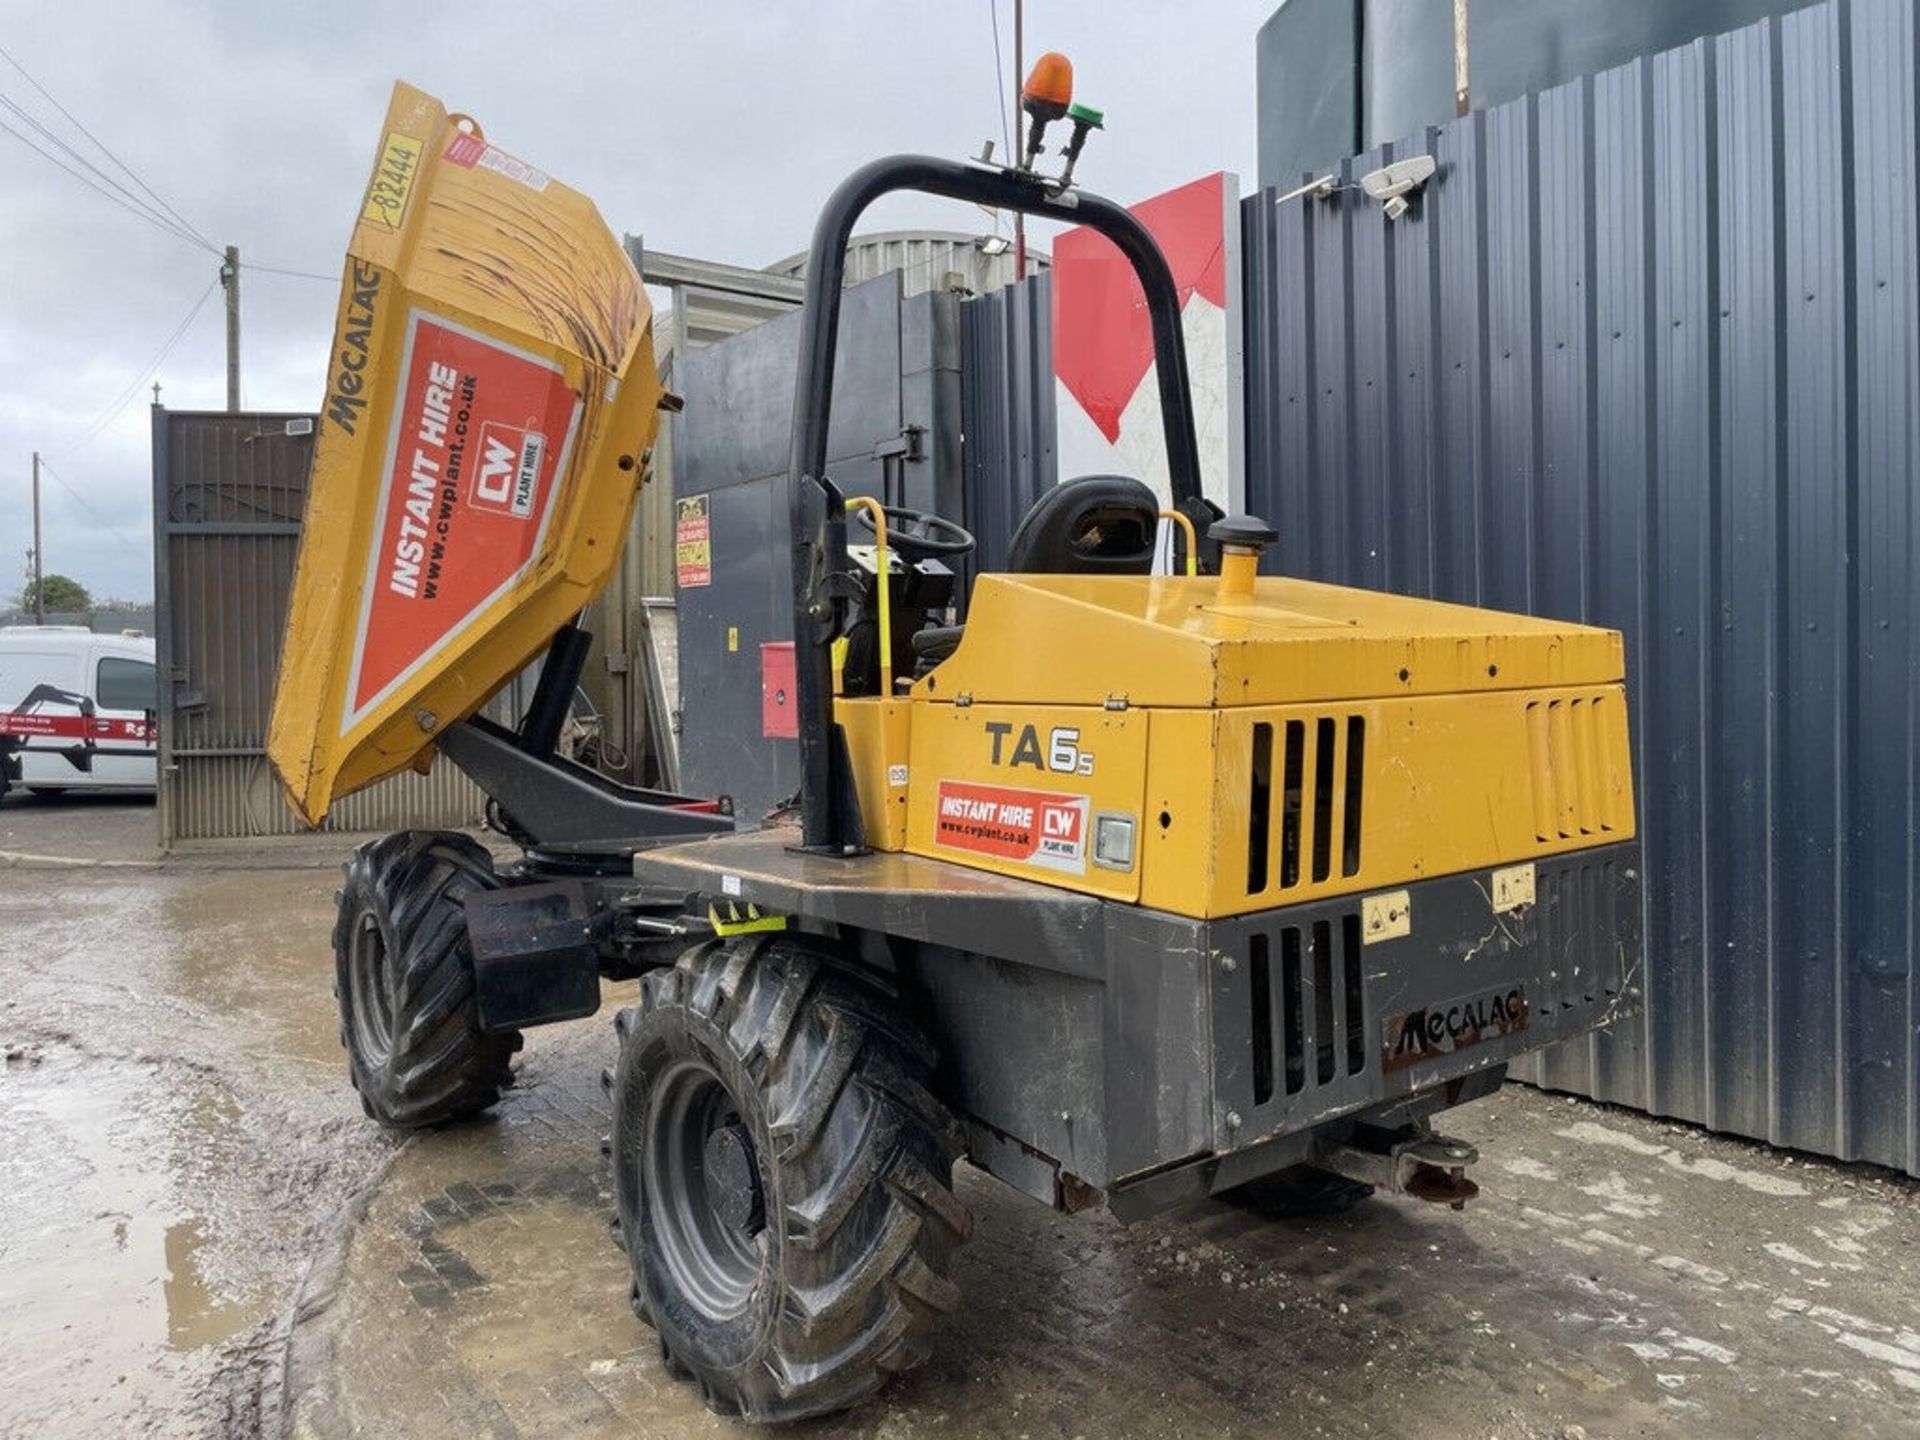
[1,0,1269,600]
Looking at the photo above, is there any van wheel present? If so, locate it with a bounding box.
[610,935,971,1422]
[333,830,520,1129]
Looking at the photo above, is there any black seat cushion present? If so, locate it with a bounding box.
[1004,475,1159,575]
[909,625,966,666]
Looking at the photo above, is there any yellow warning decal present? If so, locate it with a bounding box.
[361,131,425,229]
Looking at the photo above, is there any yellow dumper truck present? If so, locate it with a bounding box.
[270,72,1639,1422]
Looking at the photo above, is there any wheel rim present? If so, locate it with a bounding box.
[348,910,396,1067]
[647,1056,766,1319]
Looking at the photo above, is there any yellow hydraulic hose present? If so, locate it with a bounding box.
[1159,508,1198,577]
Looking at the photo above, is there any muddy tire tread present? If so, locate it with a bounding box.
[615,934,969,1422]
[333,830,517,1129]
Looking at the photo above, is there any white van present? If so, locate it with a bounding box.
[0,626,158,800]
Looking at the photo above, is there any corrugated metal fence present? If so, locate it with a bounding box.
[1243,0,1918,1175]
[958,272,1056,568]
[151,408,487,842]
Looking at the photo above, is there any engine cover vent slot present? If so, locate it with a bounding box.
[1245,714,1366,894]
[1526,696,1619,841]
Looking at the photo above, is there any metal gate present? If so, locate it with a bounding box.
[151,408,486,843]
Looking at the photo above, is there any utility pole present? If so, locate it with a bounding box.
[221,244,240,412]
[1012,0,1026,281]
[30,450,43,625]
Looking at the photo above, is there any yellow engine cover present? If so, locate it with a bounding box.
[267,81,664,825]
[850,572,1637,920]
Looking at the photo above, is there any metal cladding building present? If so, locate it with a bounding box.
[963,0,1920,1177]
[1254,0,1826,187]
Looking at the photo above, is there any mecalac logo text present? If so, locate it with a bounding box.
[325,262,383,435]
[1382,983,1528,1073]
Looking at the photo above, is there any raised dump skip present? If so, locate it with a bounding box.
[268,81,666,826]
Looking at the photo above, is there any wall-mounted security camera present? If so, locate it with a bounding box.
[1359,155,1437,220]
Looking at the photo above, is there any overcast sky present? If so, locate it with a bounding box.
[0,1,1273,602]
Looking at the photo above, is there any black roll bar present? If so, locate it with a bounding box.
[786,154,1206,853]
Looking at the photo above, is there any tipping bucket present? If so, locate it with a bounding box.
[268,82,666,825]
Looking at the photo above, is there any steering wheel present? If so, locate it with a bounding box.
[850,502,975,561]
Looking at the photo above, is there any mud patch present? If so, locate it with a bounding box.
[0,864,395,1438]
[289,1030,1920,1440]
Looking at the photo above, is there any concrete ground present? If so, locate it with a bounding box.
[3,798,1917,1439]
[0,786,406,871]
[0,787,167,865]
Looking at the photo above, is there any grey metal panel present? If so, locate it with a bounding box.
[1432,109,1489,602]
[1243,161,1312,577]
[1773,2,1851,1156]
[675,476,787,819]
[1211,845,1639,1153]
[1699,15,1781,1141]
[1239,0,1920,1176]
[675,274,908,501]
[1255,0,1828,189]
[1308,143,1356,580]
[1345,144,1392,595]
[673,277,958,820]
[165,754,483,840]
[151,408,488,843]
[1254,0,1366,186]
[898,287,966,520]
[1579,56,1656,1115]
[956,270,1055,572]
[1843,0,1919,1169]
[630,828,1106,975]
[1640,38,1712,1129]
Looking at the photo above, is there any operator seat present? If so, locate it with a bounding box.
[910,475,1161,670]
[1003,474,1160,574]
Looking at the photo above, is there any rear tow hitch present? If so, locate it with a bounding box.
[1317,1128,1482,1211]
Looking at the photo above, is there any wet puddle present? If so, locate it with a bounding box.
[164,1217,258,1349]
[0,864,388,1435]
[1,1049,269,1345]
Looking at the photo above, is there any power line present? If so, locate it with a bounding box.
[0,48,333,281]
[988,1,1014,161]
[2,42,339,440]
[0,113,211,253]
[0,39,215,252]
[61,278,220,455]
[0,91,211,251]
[35,457,147,561]
[245,260,337,283]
